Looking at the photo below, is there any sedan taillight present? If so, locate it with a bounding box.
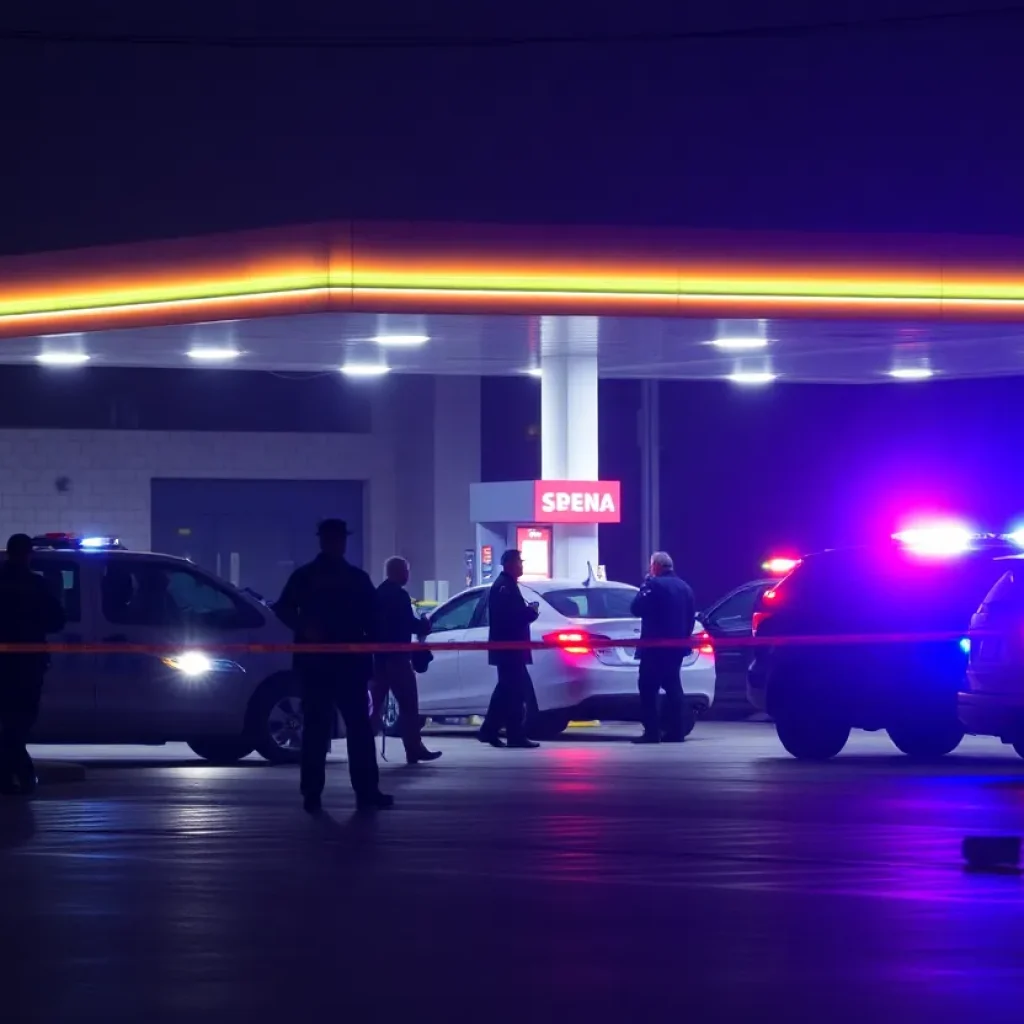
[543,630,599,656]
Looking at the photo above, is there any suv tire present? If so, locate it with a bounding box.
[887,719,964,759]
[248,674,305,764]
[187,737,255,764]
[775,712,850,761]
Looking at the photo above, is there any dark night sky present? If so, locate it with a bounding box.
[4,1,1024,252]
[6,2,1024,599]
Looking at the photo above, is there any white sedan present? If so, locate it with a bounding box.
[385,578,715,739]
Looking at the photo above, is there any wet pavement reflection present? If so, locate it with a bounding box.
[3,724,1024,1022]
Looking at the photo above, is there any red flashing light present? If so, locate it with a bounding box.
[762,557,801,576]
[544,630,593,655]
[752,587,780,634]
[697,631,713,656]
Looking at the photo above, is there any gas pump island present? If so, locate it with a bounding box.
[469,480,621,584]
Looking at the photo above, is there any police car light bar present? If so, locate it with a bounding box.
[32,533,123,550]
[761,556,801,575]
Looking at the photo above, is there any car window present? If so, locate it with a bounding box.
[31,559,80,624]
[101,561,262,630]
[430,591,484,632]
[542,587,638,619]
[707,585,764,629]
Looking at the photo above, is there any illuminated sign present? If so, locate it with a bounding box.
[534,480,621,524]
[516,526,552,581]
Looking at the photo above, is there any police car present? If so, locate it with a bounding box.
[747,525,1017,760]
[12,533,316,764]
[960,554,1024,756]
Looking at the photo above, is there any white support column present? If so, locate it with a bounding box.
[638,378,660,573]
[540,316,600,579]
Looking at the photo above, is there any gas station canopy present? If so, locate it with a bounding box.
[5,220,1024,382]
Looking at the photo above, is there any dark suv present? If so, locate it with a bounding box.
[747,537,1015,760]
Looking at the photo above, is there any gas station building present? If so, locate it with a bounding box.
[2,219,1024,600]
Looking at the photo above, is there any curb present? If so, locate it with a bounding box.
[36,761,87,785]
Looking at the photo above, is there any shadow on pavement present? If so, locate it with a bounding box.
[0,798,36,850]
[71,757,285,770]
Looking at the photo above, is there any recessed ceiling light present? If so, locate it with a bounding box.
[340,363,391,378]
[728,371,777,385]
[888,366,933,380]
[373,334,429,347]
[711,336,769,351]
[187,346,241,362]
[36,351,89,366]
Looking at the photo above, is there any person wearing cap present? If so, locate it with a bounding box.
[0,533,66,795]
[478,549,541,749]
[274,519,392,813]
[371,556,440,764]
[630,551,697,744]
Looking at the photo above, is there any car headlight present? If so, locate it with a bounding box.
[160,651,241,677]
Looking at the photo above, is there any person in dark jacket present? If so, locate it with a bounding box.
[479,549,541,749]
[274,519,392,813]
[0,533,66,795]
[630,551,697,744]
[371,556,440,764]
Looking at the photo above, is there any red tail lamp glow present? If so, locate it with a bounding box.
[752,587,780,634]
[544,630,594,655]
[697,631,714,656]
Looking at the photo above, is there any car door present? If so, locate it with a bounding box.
[95,556,263,741]
[703,581,770,714]
[457,589,498,712]
[421,589,486,715]
[30,555,101,741]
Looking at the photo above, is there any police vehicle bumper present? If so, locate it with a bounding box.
[958,688,1024,742]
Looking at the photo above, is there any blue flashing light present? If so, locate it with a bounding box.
[892,523,976,556]
[959,637,971,656]
[80,536,118,549]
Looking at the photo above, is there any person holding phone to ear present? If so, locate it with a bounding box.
[479,549,541,749]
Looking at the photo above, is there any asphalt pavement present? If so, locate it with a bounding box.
[4,722,1024,1023]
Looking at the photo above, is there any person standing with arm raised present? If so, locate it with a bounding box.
[478,549,541,749]
[631,551,697,744]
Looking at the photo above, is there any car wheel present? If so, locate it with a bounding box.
[187,737,255,764]
[526,709,572,740]
[382,691,402,738]
[659,702,698,739]
[249,675,305,764]
[887,719,964,759]
[775,712,850,761]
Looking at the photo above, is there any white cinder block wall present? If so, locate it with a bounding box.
[0,377,482,595]
[0,429,397,579]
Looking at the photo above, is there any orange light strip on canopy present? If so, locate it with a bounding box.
[3,221,1024,338]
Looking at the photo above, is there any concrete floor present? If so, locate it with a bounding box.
[4,722,1024,1023]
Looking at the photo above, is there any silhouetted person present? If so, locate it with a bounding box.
[274,519,391,813]
[0,534,66,795]
[631,551,696,744]
[372,556,440,764]
[479,549,541,749]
